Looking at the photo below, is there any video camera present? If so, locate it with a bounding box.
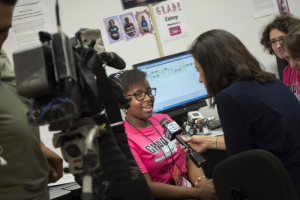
[12,3,154,199]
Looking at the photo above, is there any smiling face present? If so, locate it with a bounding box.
[269,28,287,59]
[285,48,300,74]
[0,2,14,50]
[125,80,155,128]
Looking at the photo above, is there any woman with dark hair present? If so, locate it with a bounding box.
[183,29,300,197]
[118,69,216,200]
[282,25,300,101]
[260,15,300,92]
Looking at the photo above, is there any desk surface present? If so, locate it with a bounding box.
[50,183,81,200]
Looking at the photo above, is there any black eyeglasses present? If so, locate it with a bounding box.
[267,37,285,47]
[125,88,156,101]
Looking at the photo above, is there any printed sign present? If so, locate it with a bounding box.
[153,0,189,42]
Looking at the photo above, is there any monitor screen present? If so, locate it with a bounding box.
[133,52,208,117]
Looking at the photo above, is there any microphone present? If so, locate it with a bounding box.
[160,118,206,168]
[99,52,126,70]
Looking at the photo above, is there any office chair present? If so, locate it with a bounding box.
[213,149,298,200]
[201,149,228,179]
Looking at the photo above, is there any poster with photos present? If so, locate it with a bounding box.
[103,15,124,44]
[122,0,166,9]
[119,12,140,40]
[277,0,290,15]
[135,9,154,36]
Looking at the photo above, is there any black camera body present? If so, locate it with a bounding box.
[13,31,89,127]
[12,29,154,200]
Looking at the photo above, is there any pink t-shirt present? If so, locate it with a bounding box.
[283,64,300,101]
[124,113,187,183]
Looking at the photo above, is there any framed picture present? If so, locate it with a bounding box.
[122,0,166,9]
[277,0,290,15]
[103,15,124,44]
[119,12,140,40]
[135,9,154,36]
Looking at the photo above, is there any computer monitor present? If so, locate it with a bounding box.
[133,52,208,118]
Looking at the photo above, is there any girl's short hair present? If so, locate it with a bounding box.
[260,15,300,55]
[189,29,275,107]
[119,69,147,94]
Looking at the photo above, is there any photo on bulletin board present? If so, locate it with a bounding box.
[103,15,124,44]
[119,12,140,40]
[122,0,166,9]
[135,9,154,36]
[277,0,290,15]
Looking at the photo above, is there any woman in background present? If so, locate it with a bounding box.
[260,15,300,99]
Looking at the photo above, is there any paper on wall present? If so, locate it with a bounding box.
[153,0,189,43]
[15,0,39,7]
[9,2,52,51]
[250,0,279,19]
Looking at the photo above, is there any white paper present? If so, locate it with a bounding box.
[15,0,39,7]
[48,174,76,187]
[153,0,189,43]
[250,0,278,19]
[9,2,52,51]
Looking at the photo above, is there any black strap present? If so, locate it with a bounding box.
[87,50,123,124]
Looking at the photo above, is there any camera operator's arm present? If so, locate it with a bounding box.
[176,136,226,153]
[143,173,215,200]
[40,141,63,183]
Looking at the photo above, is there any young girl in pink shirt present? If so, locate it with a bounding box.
[117,69,216,200]
[282,25,300,101]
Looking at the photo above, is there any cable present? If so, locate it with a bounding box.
[40,97,70,118]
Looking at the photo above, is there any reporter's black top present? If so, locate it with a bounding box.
[217,78,300,198]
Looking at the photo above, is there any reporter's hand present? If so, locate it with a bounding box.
[175,135,210,153]
[196,179,217,200]
[41,142,63,183]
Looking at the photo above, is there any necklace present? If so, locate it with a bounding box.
[125,118,176,181]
